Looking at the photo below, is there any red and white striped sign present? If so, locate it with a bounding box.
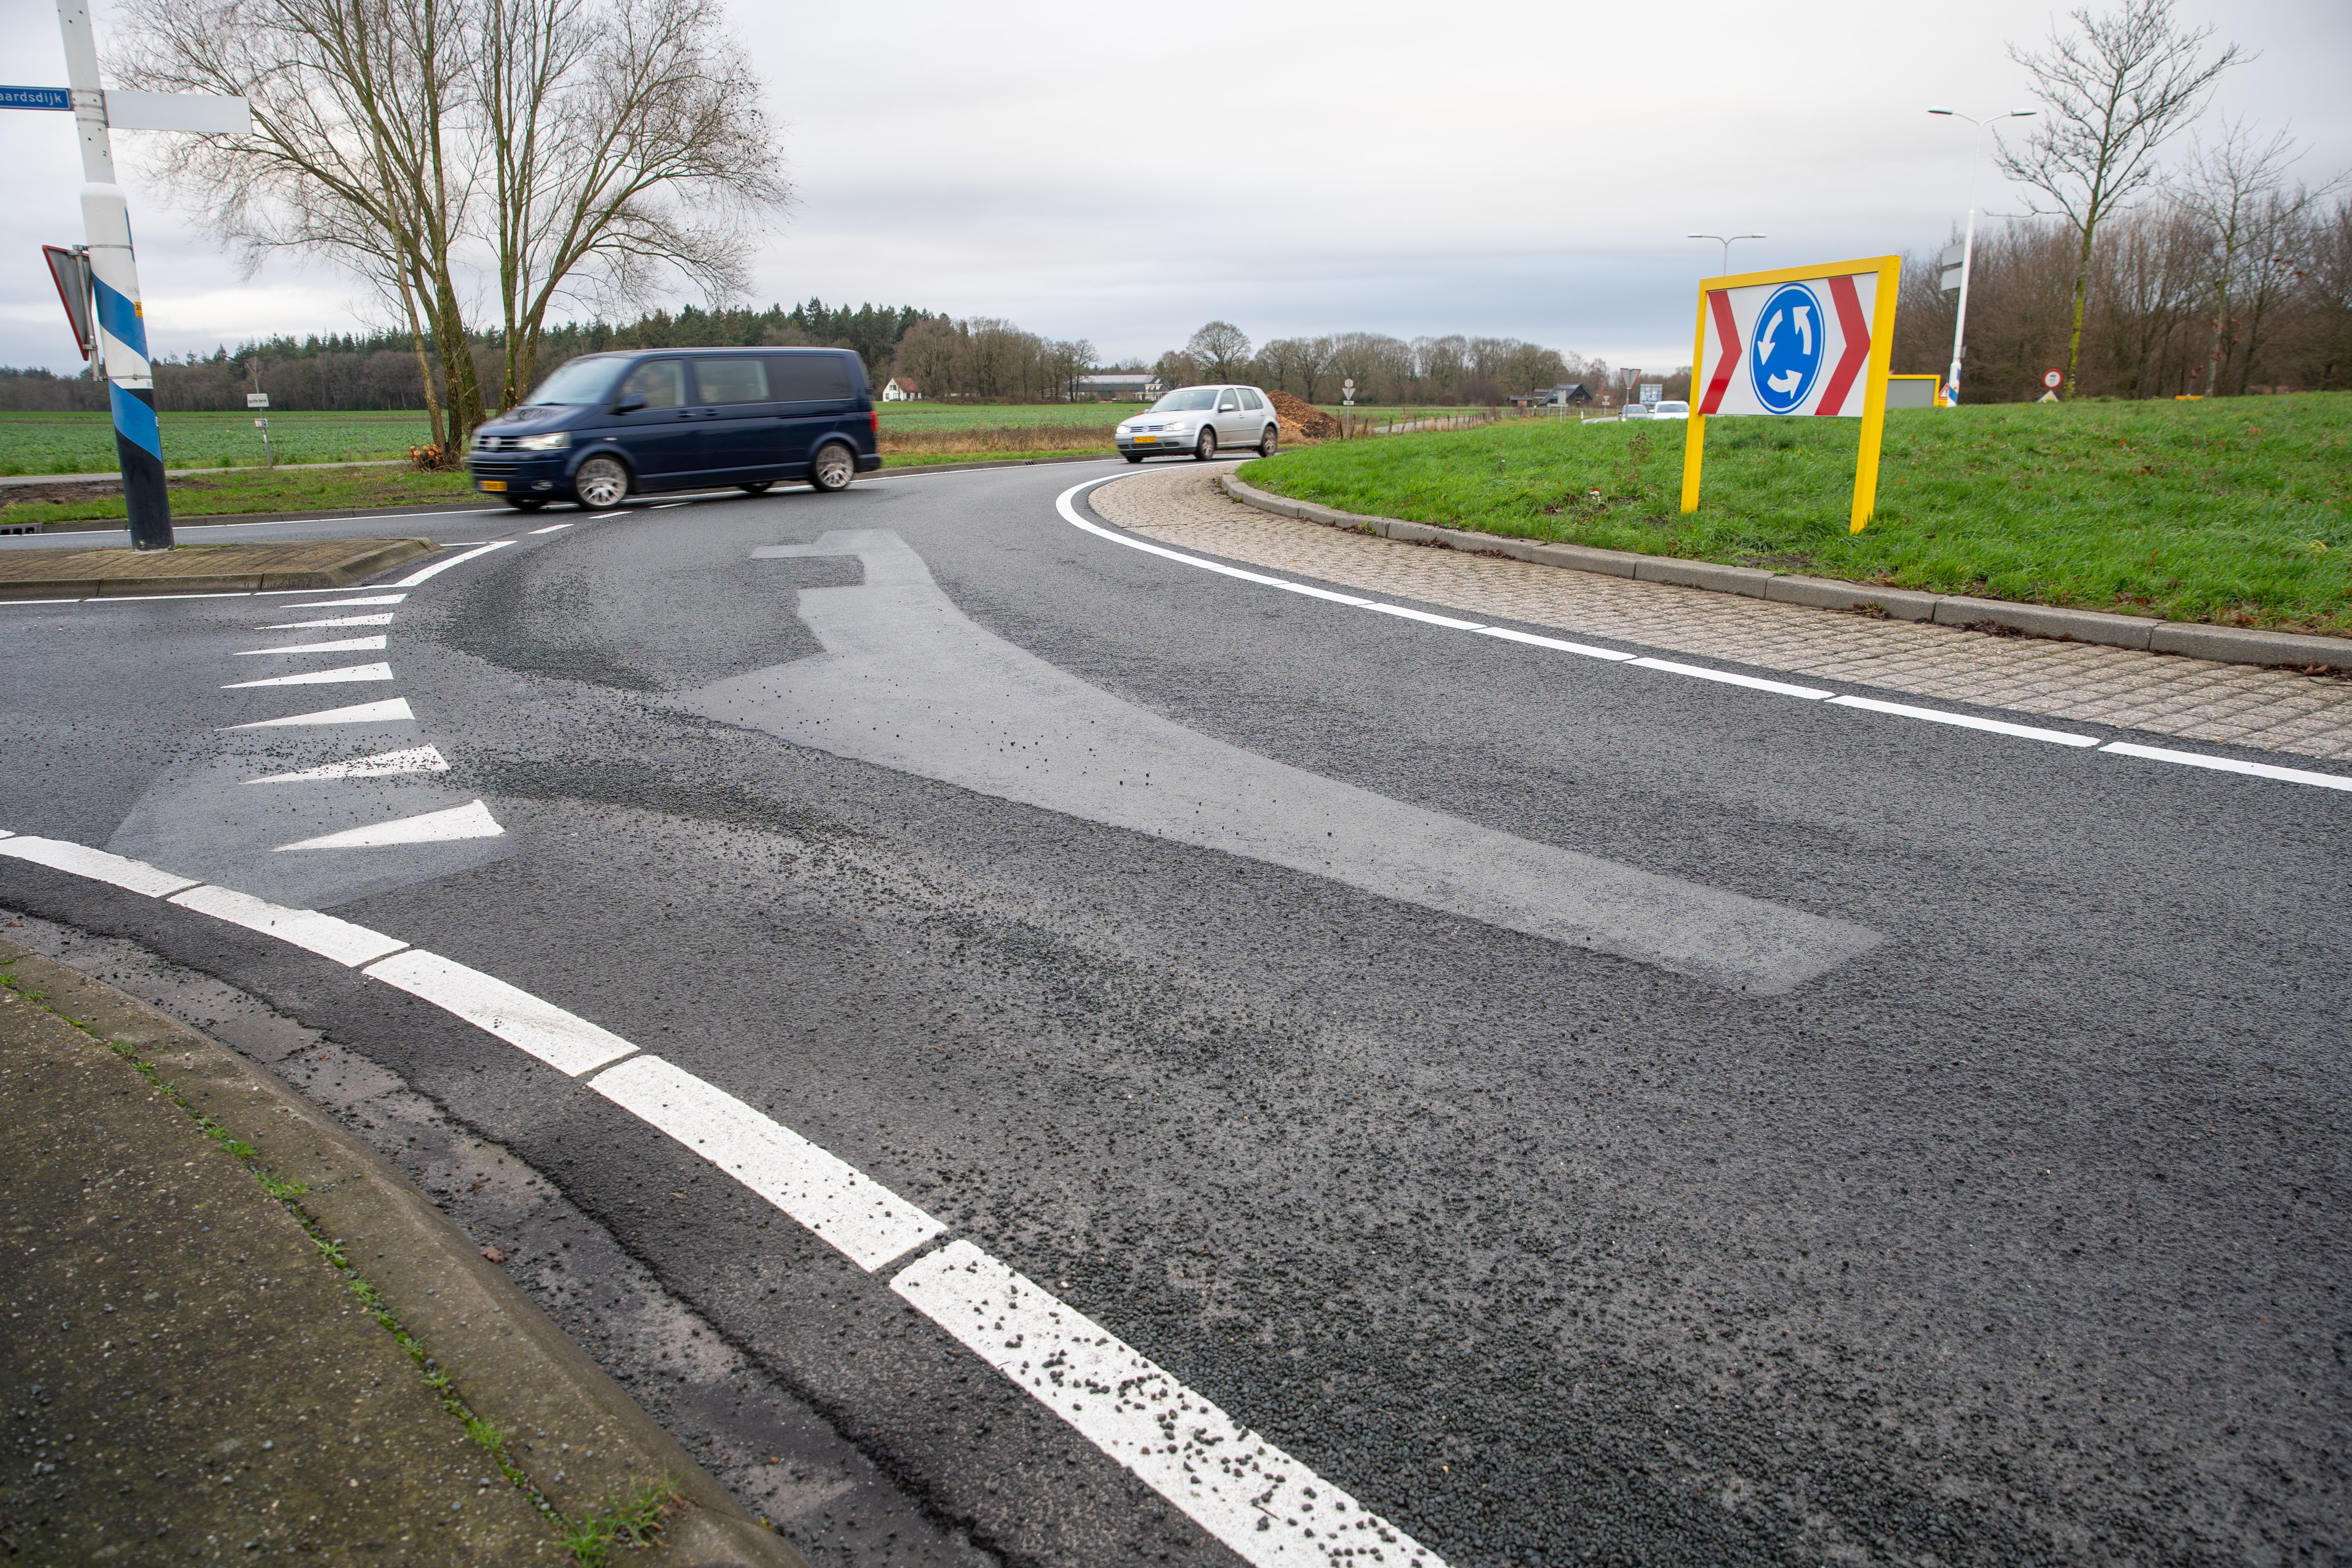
[1695,269,1882,419]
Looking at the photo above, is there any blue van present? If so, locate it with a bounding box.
[463,347,883,510]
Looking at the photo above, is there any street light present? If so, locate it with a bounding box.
[1927,107,2036,405]
[1690,234,1766,273]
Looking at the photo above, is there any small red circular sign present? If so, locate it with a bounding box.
[2043,369,2063,389]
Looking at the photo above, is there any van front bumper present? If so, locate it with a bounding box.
[464,450,570,495]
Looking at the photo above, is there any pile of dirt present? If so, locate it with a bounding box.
[1268,390,1340,442]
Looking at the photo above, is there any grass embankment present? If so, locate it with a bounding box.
[0,465,476,528]
[1239,394,2352,634]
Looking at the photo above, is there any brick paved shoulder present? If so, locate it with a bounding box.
[1088,465,2352,762]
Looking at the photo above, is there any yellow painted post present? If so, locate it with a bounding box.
[1847,256,1904,533]
[1679,278,1713,514]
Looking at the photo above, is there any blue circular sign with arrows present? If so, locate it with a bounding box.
[1749,283,1826,414]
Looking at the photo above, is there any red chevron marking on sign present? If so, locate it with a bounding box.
[1698,290,1741,415]
[1814,275,1871,416]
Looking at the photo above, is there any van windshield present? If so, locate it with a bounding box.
[522,356,624,406]
[1149,388,1219,412]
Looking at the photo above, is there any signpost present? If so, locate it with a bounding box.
[4,2,252,550]
[1680,254,1901,533]
[1341,378,1356,408]
[2038,368,2062,403]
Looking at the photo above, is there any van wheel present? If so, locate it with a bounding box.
[1258,425,1278,457]
[739,481,774,495]
[810,442,855,492]
[573,456,630,508]
[1193,427,1217,461]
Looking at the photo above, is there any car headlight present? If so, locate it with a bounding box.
[516,431,571,450]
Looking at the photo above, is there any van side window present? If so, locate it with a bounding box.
[693,358,769,405]
[768,354,855,402]
[1240,389,1263,410]
[620,359,686,410]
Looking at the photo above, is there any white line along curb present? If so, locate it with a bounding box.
[1055,474,2352,794]
[0,830,1445,1568]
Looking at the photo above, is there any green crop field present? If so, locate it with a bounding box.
[1238,393,2352,635]
[0,411,433,475]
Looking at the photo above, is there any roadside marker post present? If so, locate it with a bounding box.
[1680,254,1901,534]
[5,1,252,550]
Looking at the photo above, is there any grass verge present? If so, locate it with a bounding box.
[2,465,475,527]
[1238,394,2352,634]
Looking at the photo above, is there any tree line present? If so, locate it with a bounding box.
[1148,321,1636,407]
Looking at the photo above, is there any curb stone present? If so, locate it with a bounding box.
[1218,471,2352,672]
[0,537,437,600]
[0,936,809,1568]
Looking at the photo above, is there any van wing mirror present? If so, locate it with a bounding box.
[613,392,647,413]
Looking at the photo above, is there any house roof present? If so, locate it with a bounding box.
[889,376,918,390]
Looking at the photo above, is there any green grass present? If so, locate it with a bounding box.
[0,464,475,526]
[0,410,434,475]
[1238,394,2352,634]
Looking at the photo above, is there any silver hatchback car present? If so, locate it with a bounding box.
[1116,385,1280,462]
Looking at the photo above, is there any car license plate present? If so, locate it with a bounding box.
[1132,436,1156,444]
[478,479,506,492]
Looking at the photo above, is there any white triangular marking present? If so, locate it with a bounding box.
[224,662,393,689]
[259,613,395,630]
[225,699,415,730]
[234,635,388,656]
[245,746,450,784]
[274,799,504,851]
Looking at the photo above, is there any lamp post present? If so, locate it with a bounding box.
[1927,107,2035,405]
[1689,234,1765,274]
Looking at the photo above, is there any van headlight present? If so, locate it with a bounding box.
[516,431,571,450]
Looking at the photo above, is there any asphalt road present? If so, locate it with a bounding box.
[3,459,2346,1568]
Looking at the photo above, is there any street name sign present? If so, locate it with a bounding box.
[1681,254,1900,533]
[248,392,269,409]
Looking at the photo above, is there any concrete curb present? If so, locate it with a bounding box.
[1218,472,2352,672]
[0,537,436,600]
[0,938,809,1568]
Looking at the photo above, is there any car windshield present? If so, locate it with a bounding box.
[1655,401,1688,413]
[1149,388,1219,412]
[522,356,624,406]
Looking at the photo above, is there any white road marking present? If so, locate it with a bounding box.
[287,594,408,608]
[165,884,408,967]
[895,1241,1437,1566]
[273,799,503,851]
[653,502,690,510]
[223,662,394,689]
[233,635,389,657]
[1473,624,1636,662]
[1364,602,1486,631]
[591,511,626,518]
[528,523,574,534]
[244,745,450,784]
[0,836,200,898]
[258,613,396,630]
[591,1055,945,1272]
[1827,694,2099,747]
[1630,657,1834,699]
[358,947,637,1075]
[2101,740,2352,791]
[225,698,416,729]
[391,539,513,587]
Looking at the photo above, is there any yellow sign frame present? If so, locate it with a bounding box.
[1677,254,1902,534]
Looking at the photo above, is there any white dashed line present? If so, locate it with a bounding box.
[243,745,449,784]
[273,799,503,850]
[0,836,200,898]
[165,884,410,967]
[528,523,575,534]
[1630,657,1835,700]
[287,595,408,609]
[259,613,396,630]
[357,947,637,1076]
[2100,740,2352,791]
[392,539,514,586]
[225,698,416,729]
[232,635,389,657]
[222,662,394,689]
[1827,694,2099,747]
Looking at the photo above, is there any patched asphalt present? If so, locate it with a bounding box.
[2,464,2346,1567]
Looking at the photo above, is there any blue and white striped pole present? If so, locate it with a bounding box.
[58,0,171,550]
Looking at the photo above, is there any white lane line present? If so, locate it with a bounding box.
[0,599,82,606]
[357,948,637,1075]
[2102,740,2352,791]
[1474,624,1636,662]
[274,799,503,851]
[895,1241,1438,1566]
[244,745,449,784]
[1827,694,2099,747]
[233,635,389,657]
[653,501,690,510]
[0,837,200,898]
[391,539,513,587]
[528,523,574,534]
[288,594,408,608]
[225,697,416,729]
[1630,657,1835,699]
[259,613,396,630]
[1364,602,1486,631]
[591,511,626,519]
[223,662,394,689]
[592,1055,945,1272]
[165,884,409,967]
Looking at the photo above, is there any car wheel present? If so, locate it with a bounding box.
[1193,426,1217,461]
[503,495,546,511]
[573,456,629,508]
[1122,453,1145,464]
[810,442,855,492]
[1258,425,1278,457]
[739,480,774,495]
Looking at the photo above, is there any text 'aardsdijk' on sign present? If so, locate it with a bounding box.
[1679,255,1900,534]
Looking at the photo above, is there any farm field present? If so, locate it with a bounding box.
[0,410,431,475]
[1238,392,2352,635]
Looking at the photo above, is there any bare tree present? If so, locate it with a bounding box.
[1184,321,1253,382]
[2173,117,2306,394]
[1998,0,2242,396]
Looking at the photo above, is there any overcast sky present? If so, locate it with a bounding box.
[3,0,2346,378]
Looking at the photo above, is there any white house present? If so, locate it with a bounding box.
[882,376,922,401]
